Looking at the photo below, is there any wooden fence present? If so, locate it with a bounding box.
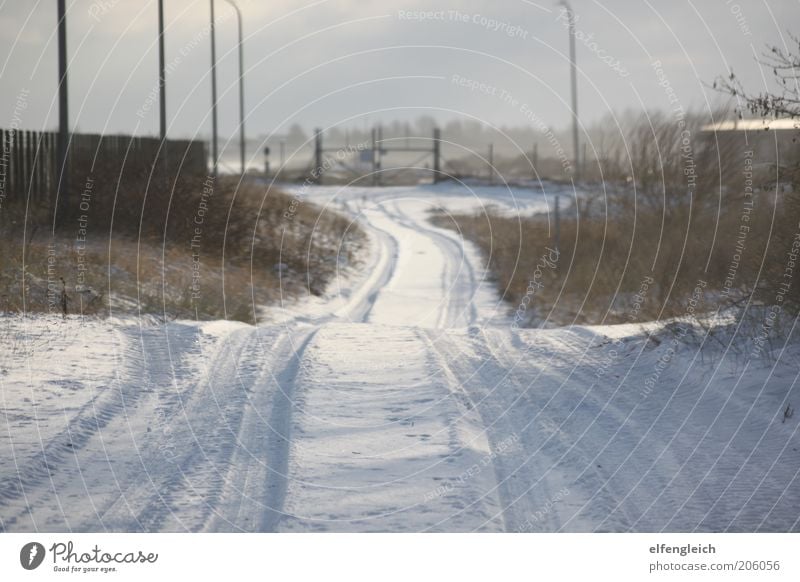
[0,129,207,205]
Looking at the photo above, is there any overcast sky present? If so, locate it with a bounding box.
[1,0,797,146]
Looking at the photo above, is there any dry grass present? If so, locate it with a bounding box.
[1,167,364,323]
[433,113,800,328]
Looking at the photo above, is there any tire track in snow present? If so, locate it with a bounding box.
[421,328,561,531]
[386,199,479,327]
[205,327,318,532]
[258,328,318,532]
[275,323,504,532]
[0,325,186,531]
[95,327,257,531]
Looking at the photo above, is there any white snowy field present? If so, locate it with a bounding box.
[1,183,799,532]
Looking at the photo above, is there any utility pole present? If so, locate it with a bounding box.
[209,0,218,178]
[224,0,245,174]
[56,0,69,221]
[559,0,580,182]
[532,143,538,179]
[158,0,168,175]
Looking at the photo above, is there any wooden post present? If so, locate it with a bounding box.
[313,128,323,184]
[13,128,22,197]
[488,143,494,185]
[0,130,6,205]
[554,194,561,255]
[432,127,441,184]
[582,142,587,181]
[44,132,52,199]
[376,124,382,186]
[21,131,30,198]
[34,131,44,202]
[371,127,377,186]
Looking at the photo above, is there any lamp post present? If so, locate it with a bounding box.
[56,0,69,220]
[558,0,580,181]
[158,0,168,176]
[209,0,218,178]
[158,0,166,142]
[223,0,245,174]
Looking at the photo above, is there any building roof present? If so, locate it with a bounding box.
[702,118,799,132]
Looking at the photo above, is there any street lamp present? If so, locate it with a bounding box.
[558,0,580,181]
[223,0,245,175]
[56,0,69,220]
[158,0,166,142]
[158,0,168,177]
[209,0,218,178]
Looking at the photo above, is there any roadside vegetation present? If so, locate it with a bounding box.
[433,110,800,334]
[435,36,800,334]
[0,163,363,323]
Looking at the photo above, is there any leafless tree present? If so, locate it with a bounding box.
[715,34,800,122]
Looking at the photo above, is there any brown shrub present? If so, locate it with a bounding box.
[1,163,364,322]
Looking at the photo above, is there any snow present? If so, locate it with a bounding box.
[282,181,572,219]
[1,184,799,532]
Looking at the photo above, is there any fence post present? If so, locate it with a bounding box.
[376,125,383,187]
[314,128,323,184]
[370,127,377,186]
[47,132,55,201]
[34,131,43,202]
[488,143,494,185]
[45,132,54,200]
[582,142,587,180]
[0,129,6,208]
[13,128,22,197]
[433,127,441,184]
[27,131,36,199]
[554,194,561,256]
[6,129,14,197]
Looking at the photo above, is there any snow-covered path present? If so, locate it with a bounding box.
[1,184,799,532]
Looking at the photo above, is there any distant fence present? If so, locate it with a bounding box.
[0,129,207,205]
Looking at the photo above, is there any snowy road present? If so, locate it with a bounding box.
[1,184,799,532]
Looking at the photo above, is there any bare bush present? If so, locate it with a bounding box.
[1,161,364,322]
[434,110,800,329]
